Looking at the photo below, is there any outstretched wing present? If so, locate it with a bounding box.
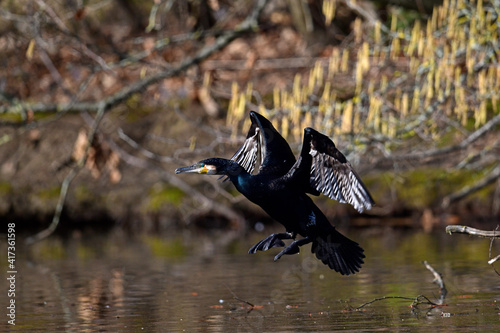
[229,121,262,175]
[308,128,374,212]
[227,111,296,178]
[290,127,374,212]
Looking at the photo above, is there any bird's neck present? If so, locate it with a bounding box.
[224,161,253,195]
[223,160,248,181]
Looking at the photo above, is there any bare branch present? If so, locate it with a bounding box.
[445,225,500,238]
[422,261,447,304]
[37,42,74,97]
[442,165,500,208]
[117,128,178,164]
[34,0,70,34]
[488,254,500,265]
[387,109,500,164]
[25,104,107,245]
[352,295,439,311]
[0,0,270,116]
[487,229,500,276]
[23,1,271,242]
[352,261,447,312]
[106,137,246,231]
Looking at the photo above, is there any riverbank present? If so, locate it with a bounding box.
[2,110,498,237]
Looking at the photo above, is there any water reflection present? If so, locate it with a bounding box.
[1,227,499,331]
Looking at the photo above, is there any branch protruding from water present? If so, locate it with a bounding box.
[422,260,447,304]
[351,295,440,312]
[446,224,500,276]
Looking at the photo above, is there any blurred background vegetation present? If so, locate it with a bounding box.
[0,0,499,240]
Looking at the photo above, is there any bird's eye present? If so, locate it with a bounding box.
[200,163,205,167]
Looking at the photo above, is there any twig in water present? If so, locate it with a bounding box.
[488,254,500,265]
[224,284,264,314]
[350,263,448,312]
[353,296,417,310]
[352,294,440,311]
[422,261,447,304]
[447,224,500,276]
[225,284,254,308]
[488,226,500,276]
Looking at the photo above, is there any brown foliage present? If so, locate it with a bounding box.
[73,129,121,183]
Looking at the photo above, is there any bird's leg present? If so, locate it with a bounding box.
[273,237,312,261]
[248,232,295,254]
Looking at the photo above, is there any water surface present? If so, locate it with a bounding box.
[2,227,499,332]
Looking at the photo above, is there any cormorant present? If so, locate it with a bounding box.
[175,111,374,275]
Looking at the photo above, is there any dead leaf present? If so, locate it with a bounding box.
[26,39,35,60]
[72,129,88,162]
[74,7,86,20]
[197,72,219,117]
[72,129,121,183]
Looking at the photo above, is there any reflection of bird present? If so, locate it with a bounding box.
[176,111,374,275]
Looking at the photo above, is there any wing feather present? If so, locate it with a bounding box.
[230,127,260,174]
[225,111,294,179]
[304,128,374,212]
[218,122,262,182]
[310,146,373,212]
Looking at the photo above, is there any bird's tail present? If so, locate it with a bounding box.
[311,227,364,275]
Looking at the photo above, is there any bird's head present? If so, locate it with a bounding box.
[175,158,242,176]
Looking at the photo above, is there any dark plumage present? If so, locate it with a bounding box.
[175,111,374,275]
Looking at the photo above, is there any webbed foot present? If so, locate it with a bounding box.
[248,232,294,254]
[274,237,312,261]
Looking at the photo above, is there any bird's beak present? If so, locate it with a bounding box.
[175,164,214,174]
[175,164,207,174]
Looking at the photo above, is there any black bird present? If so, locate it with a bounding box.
[175,111,374,275]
